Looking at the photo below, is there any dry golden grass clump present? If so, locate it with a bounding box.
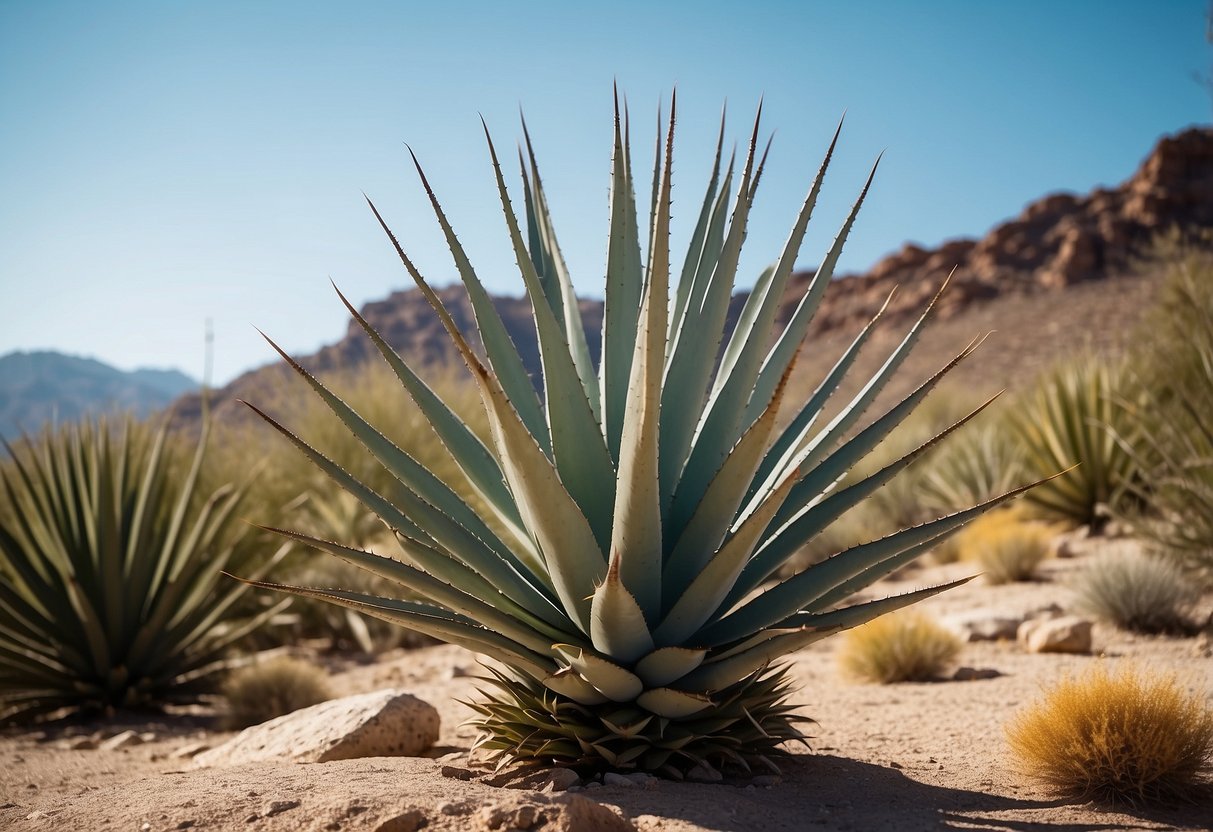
[838,611,962,683]
[958,507,1054,584]
[221,656,334,729]
[1072,548,1198,634]
[1007,663,1213,806]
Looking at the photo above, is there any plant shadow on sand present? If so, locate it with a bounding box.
[606,755,1212,832]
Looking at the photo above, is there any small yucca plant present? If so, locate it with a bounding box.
[838,611,961,683]
[1007,663,1213,805]
[242,93,1042,776]
[0,418,288,723]
[1015,358,1137,528]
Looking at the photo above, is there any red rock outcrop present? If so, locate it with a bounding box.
[791,126,1213,334]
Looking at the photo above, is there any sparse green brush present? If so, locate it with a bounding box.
[957,507,1054,584]
[920,419,1026,517]
[1119,247,1213,583]
[209,361,485,651]
[838,611,961,683]
[0,418,287,723]
[1007,663,1213,806]
[1014,357,1138,529]
[289,527,436,653]
[1072,548,1198,635]
[783,389,977,576]
[240,94,1041,776]
[221,655,333,728]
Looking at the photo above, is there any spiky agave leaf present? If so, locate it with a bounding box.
[248,93,1043,774]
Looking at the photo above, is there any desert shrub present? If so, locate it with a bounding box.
[920,418,1027,516]
[1006,663,1213,806]
[927,533,965,565]
[1071,547,1199,634]
[0,417,286,723]
[956,506,1053,584]
[221,656,333,728]
[838,611,962,683]
[1119,246,1213,583]
[1013,357,1138,528]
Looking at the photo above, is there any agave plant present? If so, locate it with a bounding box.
[243,93,1039,776]
[0,418,289,723]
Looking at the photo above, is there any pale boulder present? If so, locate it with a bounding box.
[194,689,438,767]
[1018,616,1093,654]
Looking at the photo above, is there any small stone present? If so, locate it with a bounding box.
[686,763,723,783]
[888,761,903,769]
[542,768,581,791]
[170,741,211,760]
[139,732,158,744]
[584,781,602,790]
[553,795,635,831]
[625,772,657,789]
[68,737,98,750]
[440,764,474,781]
[176,821,195,830]
[603,773,636,787]
[438,800,474,816]
[515,803,543,829]
[944,613,1023,642]
[479,806,510,830]
[263,799,300,817]
[374,807,427,832]
[99,730,143,750]
[140,823,151,831]
[1019,616,1093,654]
[952,666,1001,681]
[751,774,781,787]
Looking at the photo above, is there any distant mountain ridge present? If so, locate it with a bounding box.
[0,351,197,441]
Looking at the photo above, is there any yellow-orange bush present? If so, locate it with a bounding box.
[957,507,1054,584]
[1006,664,1213,805]
[221,656,333,729]
[838,611,961,683]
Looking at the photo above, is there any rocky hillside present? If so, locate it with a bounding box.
[176,126,1213,428]
[799,126,1213,333]
[0,351,197,441]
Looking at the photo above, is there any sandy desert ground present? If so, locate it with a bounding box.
[2,535,1211,832]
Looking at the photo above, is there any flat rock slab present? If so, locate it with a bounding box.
[195,689,439,767]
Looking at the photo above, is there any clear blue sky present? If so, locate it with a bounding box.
[1,1,1209,386]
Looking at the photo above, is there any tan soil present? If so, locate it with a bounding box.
[3,536,1211,831]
